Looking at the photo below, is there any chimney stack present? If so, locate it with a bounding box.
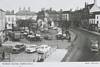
[94,0,97,5]
[19,7,21,11]
[28,7,31,11]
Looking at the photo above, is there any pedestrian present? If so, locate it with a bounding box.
[0,40,2,47]
[68,36,71,42]
[2,51,5,60]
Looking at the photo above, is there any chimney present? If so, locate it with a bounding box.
[94,0,97,5]
[85,2,87,8]
[19,7,21,11]
[23,7,26,11]
[28,7,31,11]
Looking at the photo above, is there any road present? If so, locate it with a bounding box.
[67,28,100,62]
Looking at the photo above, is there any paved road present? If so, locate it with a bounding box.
[67,28,100,62]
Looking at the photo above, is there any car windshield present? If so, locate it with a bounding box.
[15,45,22,48]
[92,46,98,49]
[29,46,36,48]
[38,46,45,49]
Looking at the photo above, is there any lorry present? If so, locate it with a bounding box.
[9,31,21,41]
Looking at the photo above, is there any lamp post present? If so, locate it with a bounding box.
[60,9,63,34]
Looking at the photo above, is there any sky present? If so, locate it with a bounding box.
[0,0,100,12]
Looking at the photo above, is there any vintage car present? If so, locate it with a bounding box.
[12,43,26,54]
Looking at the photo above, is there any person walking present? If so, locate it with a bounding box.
[68,35,71,42]
[2,51,5,60]
[0,39,2,47]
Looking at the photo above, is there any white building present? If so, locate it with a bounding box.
[6,11,16,30]
[16,8,37,20]
[5,8,37,30]
[0,9,6,42]
[89,0,100,31]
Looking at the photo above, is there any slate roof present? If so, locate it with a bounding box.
[87,4,94,9]
[6,11,15,15]
[0,9,5,12]
[15,10,36,16]
[90,4,100,13]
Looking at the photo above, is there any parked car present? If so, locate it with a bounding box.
[44,34,52,40]
[37,45,51,54]
[53,27,58,30]
[27,34,42,41]
[56,33,66,40]
[90,40,99,52]
[12,43,26,54]
[25,45,37,53]
[34,34,43,41]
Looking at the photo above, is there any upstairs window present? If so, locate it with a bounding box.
[97,16,98,19]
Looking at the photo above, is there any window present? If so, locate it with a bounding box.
[97,16,98,19]
[8,17,10,21]
[97,21,99,24]
[12,17,14,22]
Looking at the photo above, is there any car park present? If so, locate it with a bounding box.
[12,43,26,54]
[36,45,51,54]
[90,40,99,52]
[25,45,37,53]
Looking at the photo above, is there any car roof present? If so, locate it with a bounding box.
[16,43,24,45]
[26,45,37,47]
[39,45,48,47]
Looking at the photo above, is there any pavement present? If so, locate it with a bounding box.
[1,29,76,62]
[80,27,100,36]
[44,49,68,62]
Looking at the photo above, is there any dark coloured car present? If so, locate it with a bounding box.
[56,33,68,40]
[12,43,26,54]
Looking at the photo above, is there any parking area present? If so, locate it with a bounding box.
[0,29,75,62]
[1,47,57,62]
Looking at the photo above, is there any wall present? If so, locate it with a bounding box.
[95,14,100,27]
[6,15,16,29]
[0,10,6,43]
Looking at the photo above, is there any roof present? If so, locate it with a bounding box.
[90,4,100,13]
[87,4,94,9]
[62,11,70,14]
[6,11,15,15]
[0,9,5,12]
[16,10,36,16]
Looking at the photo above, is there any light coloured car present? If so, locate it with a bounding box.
[37,45,51,54]
[53,27,58,30]
[36,34,41,37]
[90,40,99,52]
[27,34,35,38]
[25,45,37,53]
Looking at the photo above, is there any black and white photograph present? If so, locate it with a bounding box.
[0,0,100,63]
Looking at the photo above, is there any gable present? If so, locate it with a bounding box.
[90,5,100,13]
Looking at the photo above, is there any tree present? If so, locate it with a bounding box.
[16,19,38,33]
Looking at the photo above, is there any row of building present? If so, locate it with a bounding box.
[1,0,100,42]
[70,0,100,32]
[0,7,37,42]
[36,0,100,32]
